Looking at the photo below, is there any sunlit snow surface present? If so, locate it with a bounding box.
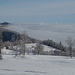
[0,55,75,75]
[0,47,75,75]
[6,23,75,45]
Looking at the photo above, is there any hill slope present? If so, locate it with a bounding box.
[1,28,36,43]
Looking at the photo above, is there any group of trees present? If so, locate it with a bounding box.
[43,39,66,51]
[42,37,75,58]
[0,28,44,59]
[0,29,27,58]
[7,32,44,57]
[6,41,44,57]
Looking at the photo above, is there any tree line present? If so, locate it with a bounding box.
[43,39,66,51]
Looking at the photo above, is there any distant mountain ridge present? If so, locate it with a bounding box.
[0,22,11,27]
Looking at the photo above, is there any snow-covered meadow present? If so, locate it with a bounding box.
[0,54,75,75]
[0,44,75,75]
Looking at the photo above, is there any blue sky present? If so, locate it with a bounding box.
[0,0,75,23]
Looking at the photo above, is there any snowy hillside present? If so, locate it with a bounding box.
[25,43,55,55]
[26,43,55,51]
[6,23,75,45]
[1,43,56,55]
[0,50,75,75]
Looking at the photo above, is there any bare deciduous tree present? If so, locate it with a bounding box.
[66,36,75,58]
[13,31,27,57]
[0,27,3,59]
[35,42,44,55]
[19,32,26,56]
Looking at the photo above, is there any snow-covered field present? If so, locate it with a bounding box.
[0,49,75,75]
[6,23,75,45]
